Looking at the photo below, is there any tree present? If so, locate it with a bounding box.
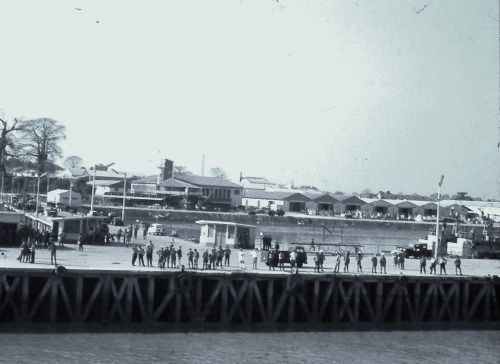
[174,165,192,175]
[209,167,227,178]
[452,192,472,201]
[19,118,66,174]
[63,155,83,169]
[0,117,25,173]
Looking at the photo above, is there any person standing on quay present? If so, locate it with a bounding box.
[188,248,194,269]
[429,257,437,274]
[439,256,447,275]
[177,246,183,268]
[238,248,245,269]
[202,249,209,270]
[419,256,427,274]
[138,246,145,267]
[131,245,139,266]
[170,247,177,268]
[146,241,154,267]
[251,248,259,270]
[224,247,231,267]
[399,252,405,270]
[454,256,462,275]
[78,233,84,252]
[344,251,350,273]
[356,251,363,273]
[49,240,57,266]
[379,253,387,274]
[334,251,342,273]
[371,255,378,273]
[194,249,199,269]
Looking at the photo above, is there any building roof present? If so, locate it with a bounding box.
[132,175,158,184]
[243,190,297,200]
[47,189,70,195]
[58,167,89,178]
[86,179,123,187]
[340,195,367,205]
[303,193,339,203]
[91,169,125,179]
[158,178,199,189]
[174,174,242,188]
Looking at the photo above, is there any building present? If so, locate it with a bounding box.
[196,220,256,248]
[88,180,124,197]
[130,159,242,209]
[57,167,90,180]
[46,189,82,208]
[239,176,277,190]
[304,193,338,216]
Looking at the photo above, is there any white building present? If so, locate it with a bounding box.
[46,189,82,207]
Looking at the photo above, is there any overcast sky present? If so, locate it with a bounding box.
[0,0,498,199]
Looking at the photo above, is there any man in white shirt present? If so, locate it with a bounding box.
[238,249,245,269]
[251,248,259,270]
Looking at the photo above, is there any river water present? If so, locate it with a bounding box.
[0,330,498,363]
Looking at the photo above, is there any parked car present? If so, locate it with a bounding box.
[148,204,162,209]
[264,246,308,268]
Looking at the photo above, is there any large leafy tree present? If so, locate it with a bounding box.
[209,167,227,178]
[63,155,83,169]
[19,118,66,174]
[0,117,25,173]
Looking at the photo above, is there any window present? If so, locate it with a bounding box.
[234,189,240,195]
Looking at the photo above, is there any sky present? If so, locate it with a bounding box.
[0,0,498,199]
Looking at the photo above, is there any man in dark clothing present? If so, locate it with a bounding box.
[454,256,462,275]
[217,248,224,268]
[210,249,216,269]
[356,252,363,273]
[224,247,231,266]
[268,249,275,271]
[131,246,139,266]
[177,247,183,268]
[170,247,177,268]
[188,248,194,269]
[314,253,320,273]
[29,242,36,263]
[194,249,200,269]
[49,241,57,266]
[134,225,139,239]
[344,252,350,273]
[138,246,145,267]
[420,256,427,274]
[371,255,378,273]
[319,251,325,272]
[78,234,84,252]
[439,257,447,275]
[203,249,209,269]
[43,231,50,248]
[146,241,154,267]
[379,253,387,274]
[399,253,405,270]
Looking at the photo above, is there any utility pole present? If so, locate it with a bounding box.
[434,175,444,259]
[90,165,96,214]
[122,172,126,222]
[35,172,47,216]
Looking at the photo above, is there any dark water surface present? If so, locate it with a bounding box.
[0,330,498,363]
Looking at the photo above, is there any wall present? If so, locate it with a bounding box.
[0,269,498,327]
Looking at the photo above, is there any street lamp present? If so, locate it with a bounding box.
[35,172,48,216]
[434,175,444,259]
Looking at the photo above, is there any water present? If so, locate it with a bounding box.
[0,330,498,363]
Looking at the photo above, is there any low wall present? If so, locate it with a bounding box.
[1,268,498,328]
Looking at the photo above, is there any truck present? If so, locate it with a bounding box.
[148,223,168,236]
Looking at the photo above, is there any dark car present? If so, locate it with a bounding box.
[404,243,432,258]
[111,217,124,226]
[45,208,58,217]
[265,246,308,268]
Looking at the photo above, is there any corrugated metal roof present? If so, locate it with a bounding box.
[132,175,157,184]
[174,174,242,188]
[158,178,199,189]
[243,190,297,200]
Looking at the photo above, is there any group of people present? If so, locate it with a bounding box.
[418,255,462,275]
[17,237,58,266]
